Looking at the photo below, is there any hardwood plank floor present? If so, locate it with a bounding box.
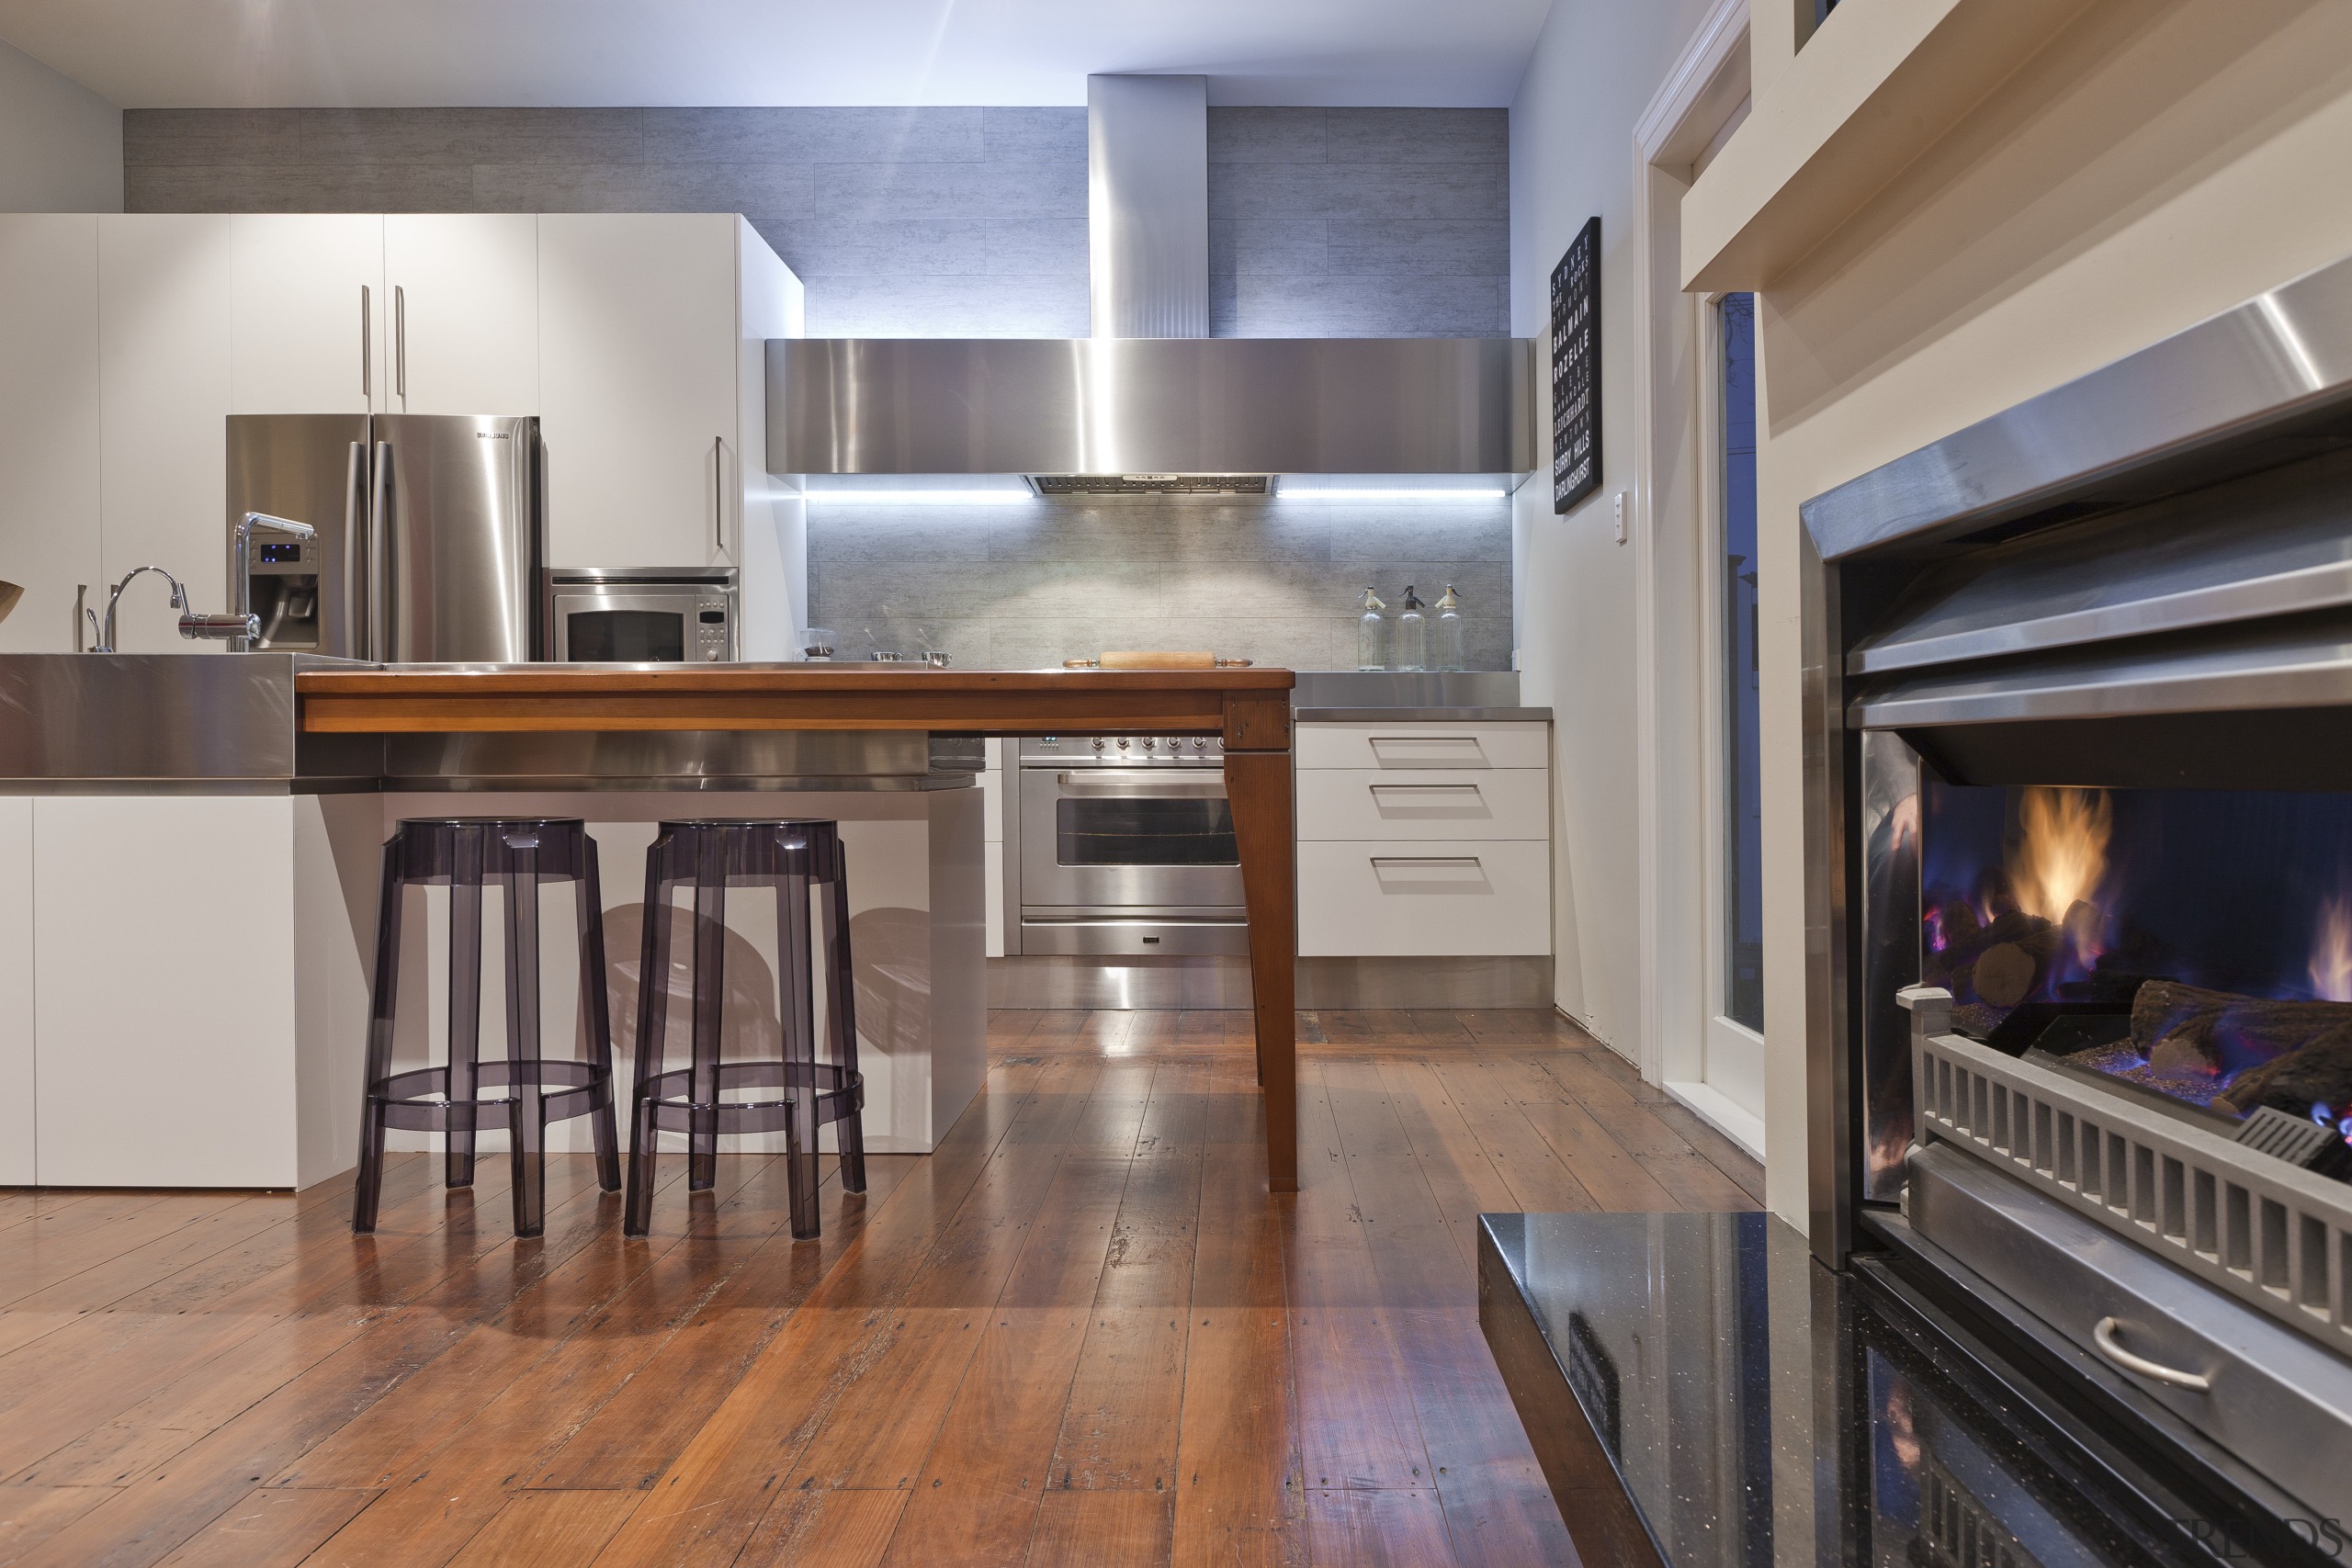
[0,1010,1758,1568]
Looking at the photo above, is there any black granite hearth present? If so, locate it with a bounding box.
[1478,1212,2331,1567]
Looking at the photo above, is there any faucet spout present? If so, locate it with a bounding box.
[91,566,189,654]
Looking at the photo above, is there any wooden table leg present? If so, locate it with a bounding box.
[1222,694,1297,1193]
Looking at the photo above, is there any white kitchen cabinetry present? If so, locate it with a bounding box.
[99,213,234,651]
[538,214,742,570]
[382,215,539,416]
[231,215,384,416]
[1296,719,1551,958]
[26,794,372,1189]
[0,798,32,1184]
[0,216,100,654]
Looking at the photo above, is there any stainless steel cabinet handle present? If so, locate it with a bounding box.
[1057,773,1227,796]
[370,441,393,660]
[393,284,405,401]
[1368,784,1483,795]
[359,285,370,399]
[1371,736,1477,744]
[345,441,366,658]
[713,436,725,553]
[2092,1316,2211,1392]
[1370,855,1484,866]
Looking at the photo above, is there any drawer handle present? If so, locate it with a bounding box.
[2092,1316,2210,1392]
[1369,784,1482,795]
[1371,855,1483,866]
[1370,736,1478,746]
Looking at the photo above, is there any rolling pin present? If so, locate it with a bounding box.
[1100,650,1217,670]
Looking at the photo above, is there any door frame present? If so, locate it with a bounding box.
[1631,0,1766,1158]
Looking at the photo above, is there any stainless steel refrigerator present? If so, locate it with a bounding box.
[225,413,541,663]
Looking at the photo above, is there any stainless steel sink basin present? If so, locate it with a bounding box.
[0,653,356,784]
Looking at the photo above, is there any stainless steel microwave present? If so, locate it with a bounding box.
[544,567,736,662]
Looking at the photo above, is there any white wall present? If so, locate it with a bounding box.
[1509,0,1715,1053]
[0,38,120,212]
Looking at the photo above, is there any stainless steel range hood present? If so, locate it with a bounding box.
[766,75,1534,481]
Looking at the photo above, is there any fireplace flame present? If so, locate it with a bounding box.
[2008,787,2111,925]
[2310,894,2352,1002]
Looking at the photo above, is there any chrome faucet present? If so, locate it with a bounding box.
[85,567,193,654]
[229,512,319,652]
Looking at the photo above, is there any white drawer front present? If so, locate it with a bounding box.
[1298,768,1550,841]
[1298,840,1551,956]
[1296,721,1549,771]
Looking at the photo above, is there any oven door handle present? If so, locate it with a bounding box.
[1055,773,1227,796]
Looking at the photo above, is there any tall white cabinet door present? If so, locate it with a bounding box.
[537,214,738,568]
[33,796,298,1187]
[383,215,538,416]
[99,214,234,652]
[734,216,805,659]
[0,216,100,653]
[231,214,384,415]
[0,798,31,1185]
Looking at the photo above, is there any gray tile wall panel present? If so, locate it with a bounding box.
[1204,106,1508,337]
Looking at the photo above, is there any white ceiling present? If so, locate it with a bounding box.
[0,0,1555,109]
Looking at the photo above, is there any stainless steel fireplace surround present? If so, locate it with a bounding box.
[1803,245,2352,1549]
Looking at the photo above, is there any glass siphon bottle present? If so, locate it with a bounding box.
[1433,584,1465,671]
[1355,587,1387,671]
[1394,585,1427,671]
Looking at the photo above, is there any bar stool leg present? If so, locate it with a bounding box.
[687,835,728,1193]
[578,840,622,1194]
[624,861,674,1237]
[446,829,486,1190]
[777,864,819,1239]
[354,838,405,1234]
[504,836,547,1238]
[823,860,866,1196]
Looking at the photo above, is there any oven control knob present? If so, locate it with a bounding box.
[1116,739,1129,750]
[705,648,719,661]
[1193,739,1208,751]
[1091,739,1104,750]
[1140,738,1155,751]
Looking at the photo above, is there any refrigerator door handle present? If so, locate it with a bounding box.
[359,286,370,400]
[345,440,367,659]
[393,285,406,402]
[370,440,393,661]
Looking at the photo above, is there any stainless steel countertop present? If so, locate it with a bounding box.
[1294,706,1551,722]
[0,653,978,792]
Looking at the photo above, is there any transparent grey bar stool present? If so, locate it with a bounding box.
[352,818,622,1237]
[624,818,866,1240]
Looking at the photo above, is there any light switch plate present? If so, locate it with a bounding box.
[1611,491,1628,544]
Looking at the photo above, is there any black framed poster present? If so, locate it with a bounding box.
[1550,216,1600,513]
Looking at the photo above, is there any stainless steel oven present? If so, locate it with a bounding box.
[545,567,735,662]
[1013,734,1248,954]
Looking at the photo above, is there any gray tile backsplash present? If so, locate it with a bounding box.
[808,494,1513,671]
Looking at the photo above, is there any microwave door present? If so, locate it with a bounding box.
[372,414,540,663]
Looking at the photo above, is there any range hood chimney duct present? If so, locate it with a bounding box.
[1088,75,1208,339]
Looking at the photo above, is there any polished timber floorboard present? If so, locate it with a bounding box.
[0,1010,1760,1568]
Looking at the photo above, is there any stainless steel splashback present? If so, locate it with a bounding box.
[768,336,1534,477]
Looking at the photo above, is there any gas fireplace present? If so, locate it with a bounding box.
[1921,782,2352,1155]
[1804,245,2352,1560]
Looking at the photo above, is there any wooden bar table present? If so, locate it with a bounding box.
[296,663,1301,1191]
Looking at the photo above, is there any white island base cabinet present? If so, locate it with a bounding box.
[11,794,379,1190]
[0,786,983,1190]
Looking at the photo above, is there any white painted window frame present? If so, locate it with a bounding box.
[1631,0,1767,1160]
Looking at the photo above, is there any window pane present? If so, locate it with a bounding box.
[1720,294,1765,1031]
